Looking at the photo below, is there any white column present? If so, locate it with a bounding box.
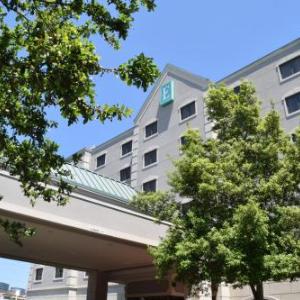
[87,271,108,300]
[66,270,78,288]
[68,289,77,300]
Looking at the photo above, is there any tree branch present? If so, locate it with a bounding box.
[0,1,30,21]
[99,66,119,75]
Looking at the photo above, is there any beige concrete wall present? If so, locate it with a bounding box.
[229,280,300,300]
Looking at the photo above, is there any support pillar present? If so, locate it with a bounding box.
[87,271,108,300]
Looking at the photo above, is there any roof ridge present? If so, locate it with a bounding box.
[218,37,300,84]
[90,126,134,154]
[165,63,210,82]
[133,63,210,123]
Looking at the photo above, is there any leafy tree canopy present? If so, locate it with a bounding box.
[220,200,300,300]
[132,82,300,300]
[0,0,159,243]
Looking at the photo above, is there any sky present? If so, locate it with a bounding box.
[1,0,300,290]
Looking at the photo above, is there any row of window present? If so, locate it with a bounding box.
[233,55,300,116]
[96,101,196,168]
[234,85,300,116]
[102,131,298,192]
[111,133,298,192]
[97,149,156,183]
[118,149,157,184]
[105,135,188,184]
[34,267,63,281]
[96,140,133,168]
[121,141,188,190]
[234,86,300,116]
[34,268,89,282]
[145,101,196,138]
[278,55,300,115]
[120,136,187,189]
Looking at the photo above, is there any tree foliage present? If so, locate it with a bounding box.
[131,191,179,222]
[0,0,159,244]
[220,201,300,299]
[133,82,300,300]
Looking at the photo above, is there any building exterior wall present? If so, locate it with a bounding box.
[134,72,207,191]
[27,38,300,300]
[90,71,208,192]
[92,128,134,181]
[229,280,300,300]
[27,265,125,300]
[220,44,300,133]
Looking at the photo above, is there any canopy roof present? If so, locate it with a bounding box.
[61,164,137,203]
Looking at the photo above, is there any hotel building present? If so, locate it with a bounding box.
[27,38,300,300]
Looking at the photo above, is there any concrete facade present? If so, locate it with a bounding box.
[0,168,172,300]
[27,266,124,300]
[27,38,300,300]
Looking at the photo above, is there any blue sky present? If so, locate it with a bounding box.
[1,0,300,290]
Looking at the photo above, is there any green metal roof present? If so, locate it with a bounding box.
[59,164,137,203]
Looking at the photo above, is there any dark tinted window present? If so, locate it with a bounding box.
[233,85,240,94]
[285,92,300,114]
[180,136,187,145]
[145,121,157,138]
[279,56,300,79]
[180,101,196,120]
[122,141,132,156]
[143,179,157,192]
[55,267,63,279]
[120,166,131,182]
[96,154,106,167]
[144,149,157,167]
[35,268,43,281]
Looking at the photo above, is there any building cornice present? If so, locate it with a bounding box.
[218,37,300,85]
[90,127,135,154]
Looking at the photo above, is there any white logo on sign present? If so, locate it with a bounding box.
[162,84,170,100]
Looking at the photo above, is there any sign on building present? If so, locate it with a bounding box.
[160,81,174,106]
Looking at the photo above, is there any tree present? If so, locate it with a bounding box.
[0,0,159,243]
[132,82,300,300]
[220,200,300,300]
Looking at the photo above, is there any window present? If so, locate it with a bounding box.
[144,149,157,167]
[120,166,131,182]
[180,101,196,121]
[143,179,157,192]
[145,121,158,138]
[121,141,132,156]
[285,92,300,115]
[180,136,187,146]
[55,267,63,279]
[279,56,300,79]
[233,85,240,94]
[84,272,89,279]
[35,268,43,281]
[291,133,297,143]
[96,153,106,167]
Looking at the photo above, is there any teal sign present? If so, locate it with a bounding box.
[160,81,174,106]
